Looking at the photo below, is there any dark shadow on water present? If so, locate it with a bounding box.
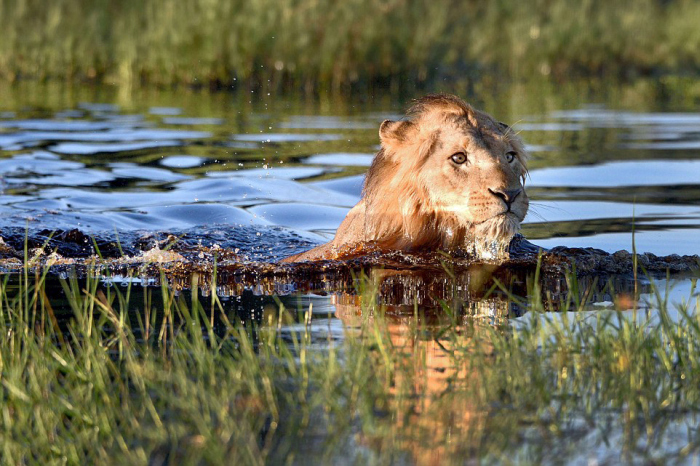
[5,225,696,333]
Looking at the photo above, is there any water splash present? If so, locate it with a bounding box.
[464,237,511,262]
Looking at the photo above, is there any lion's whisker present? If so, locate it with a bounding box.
[529,202,570,214]
[523,210,549,222]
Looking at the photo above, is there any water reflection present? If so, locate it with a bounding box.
[317,265,697,464]
[335,306,498,465]
[528,160,700,187]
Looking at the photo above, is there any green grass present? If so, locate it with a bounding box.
[1,0,700,91]
[1,261,699,464]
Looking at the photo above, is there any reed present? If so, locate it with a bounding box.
[0,0,698,91]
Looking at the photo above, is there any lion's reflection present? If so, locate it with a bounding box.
[324,266,641,464]
[332,280,505,465]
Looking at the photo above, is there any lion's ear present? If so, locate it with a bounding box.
[379,119,412,148]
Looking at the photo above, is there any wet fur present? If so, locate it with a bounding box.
[282,94,529,262]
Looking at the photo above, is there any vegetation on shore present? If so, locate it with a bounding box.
[1,0,700,91]
[1,258,699,463]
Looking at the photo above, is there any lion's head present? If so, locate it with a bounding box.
[280,94,530,263]
[360,94,529,256]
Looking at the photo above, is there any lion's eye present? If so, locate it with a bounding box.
[506,151,517,163]
[451,153,467,164]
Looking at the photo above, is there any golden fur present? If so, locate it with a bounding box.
[282,94,529,262]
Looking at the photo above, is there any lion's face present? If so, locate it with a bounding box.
[362,94,529,253]
[413,113,529,242]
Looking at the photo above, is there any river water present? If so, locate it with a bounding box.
[1,82,699,306]
[1,82,699,258]
[0,81,698,305]
[1,80,700,463]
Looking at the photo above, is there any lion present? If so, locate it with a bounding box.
[281,94,529,263]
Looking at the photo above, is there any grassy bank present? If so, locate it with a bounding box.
[1,263,699,463]
[1,0,699,91]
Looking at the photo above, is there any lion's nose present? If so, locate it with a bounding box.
[489,188,521,209]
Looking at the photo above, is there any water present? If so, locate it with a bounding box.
[524,106,700,256]
[1,84,698,259]
[0,82,698,288]
[1,81,699,463]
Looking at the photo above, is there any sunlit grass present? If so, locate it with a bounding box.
[0,259,699,463]
[1,0,699,90]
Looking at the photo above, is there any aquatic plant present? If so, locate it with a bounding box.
[0,258,699,463]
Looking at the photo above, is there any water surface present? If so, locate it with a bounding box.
[1,85,698,259]
[1,81,699,463]
[1,84,698,294]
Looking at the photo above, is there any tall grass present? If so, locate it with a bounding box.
[0,268,325,464]
[1,261,699,463]
[1,0,699,91]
